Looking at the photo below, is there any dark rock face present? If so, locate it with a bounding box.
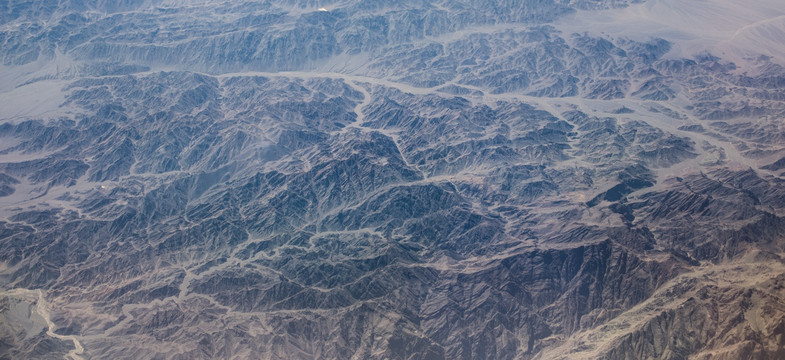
[2,0,785,359]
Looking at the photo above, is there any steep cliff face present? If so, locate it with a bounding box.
[1,0,785,359]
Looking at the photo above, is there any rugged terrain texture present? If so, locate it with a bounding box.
[1,0,785,359]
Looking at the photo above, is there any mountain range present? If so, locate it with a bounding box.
[1,0,785,359]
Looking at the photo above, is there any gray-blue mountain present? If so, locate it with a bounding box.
[2,0,785,359]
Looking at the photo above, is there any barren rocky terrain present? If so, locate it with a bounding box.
[1,0,785,359]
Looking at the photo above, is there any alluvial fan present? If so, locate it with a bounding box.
[2,0,785,359]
